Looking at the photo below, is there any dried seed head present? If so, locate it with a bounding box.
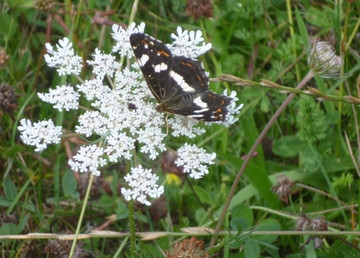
[308,41,343,78]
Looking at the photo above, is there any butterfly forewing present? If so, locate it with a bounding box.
[130,33,173,101]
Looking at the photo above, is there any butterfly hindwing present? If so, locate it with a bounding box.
[159,91,232,121]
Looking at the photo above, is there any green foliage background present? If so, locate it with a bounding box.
[1,0,360,256]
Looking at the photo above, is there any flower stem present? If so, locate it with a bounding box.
[69,172,95,258]
[209,70,315,248]
[128,200,137,257]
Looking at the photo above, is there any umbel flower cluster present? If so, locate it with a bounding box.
[18,23,243,205]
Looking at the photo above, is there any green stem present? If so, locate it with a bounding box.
[128,200,136,257]
[209,71,314,248]
[286,0,300,81]
[69,173,95,258]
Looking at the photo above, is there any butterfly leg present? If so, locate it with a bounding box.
[165,114,169,135]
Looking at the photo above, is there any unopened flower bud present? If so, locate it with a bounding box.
[308,41,343,78]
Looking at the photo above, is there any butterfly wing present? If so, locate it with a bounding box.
[130,33,233,122]
[130,33,173,102]
[158,90,232,121]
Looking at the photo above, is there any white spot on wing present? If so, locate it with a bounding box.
[154,63,168,73]
[170,71,194,92]
[193,108,209,113]
[194,96,209,108]
[139,55,149,66]
[188,114,204,118]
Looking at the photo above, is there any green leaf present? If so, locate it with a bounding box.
[62,170,77,197]
[231,204,254,230]
[0,223,19,245]
[244,239,260,258]
[295,7,309,52]
[296,95,328,142]
[300,146,320,172]
[193,185,213,205]
[260,95,270,113]
[272,135,306,157]
[253,218,281,243]
[4,178,17,201]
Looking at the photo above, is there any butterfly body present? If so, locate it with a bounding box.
[130,33,231,122]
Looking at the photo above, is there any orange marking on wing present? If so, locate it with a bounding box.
[158,50,170,57]
[141,40,149,46]
[181,62,193,67]
[215,108,222,114]
[208,93,217,98]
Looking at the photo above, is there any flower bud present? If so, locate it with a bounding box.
[308,41,343,78]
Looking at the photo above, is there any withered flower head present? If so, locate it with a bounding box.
[186,0,213,20]
[271,174,296,203]
[308,41,343,78]
[0,50,9,70]
[166,236,209,258]
[34,0,56,13]
[0,84,19,113]
[296,214,328,249]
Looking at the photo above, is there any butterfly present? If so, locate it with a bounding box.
[130,33,232,122]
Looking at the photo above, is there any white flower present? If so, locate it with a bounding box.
[75,111,109,137]
[105,132,136,161]
[76,79,111,101]
[44,37,83,76]
[168,116,205,138]
[121,165,164,206]
[18,119,62,152]
[38,85,80,111]
[169,26,212,59]
[220,89,243,127]
[87,48,120,79]
[137,125,166,160]
[112,22,145,57]
[175,143,216,179]
[68,145,107,176]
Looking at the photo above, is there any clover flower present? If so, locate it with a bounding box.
[19,23,243,204]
